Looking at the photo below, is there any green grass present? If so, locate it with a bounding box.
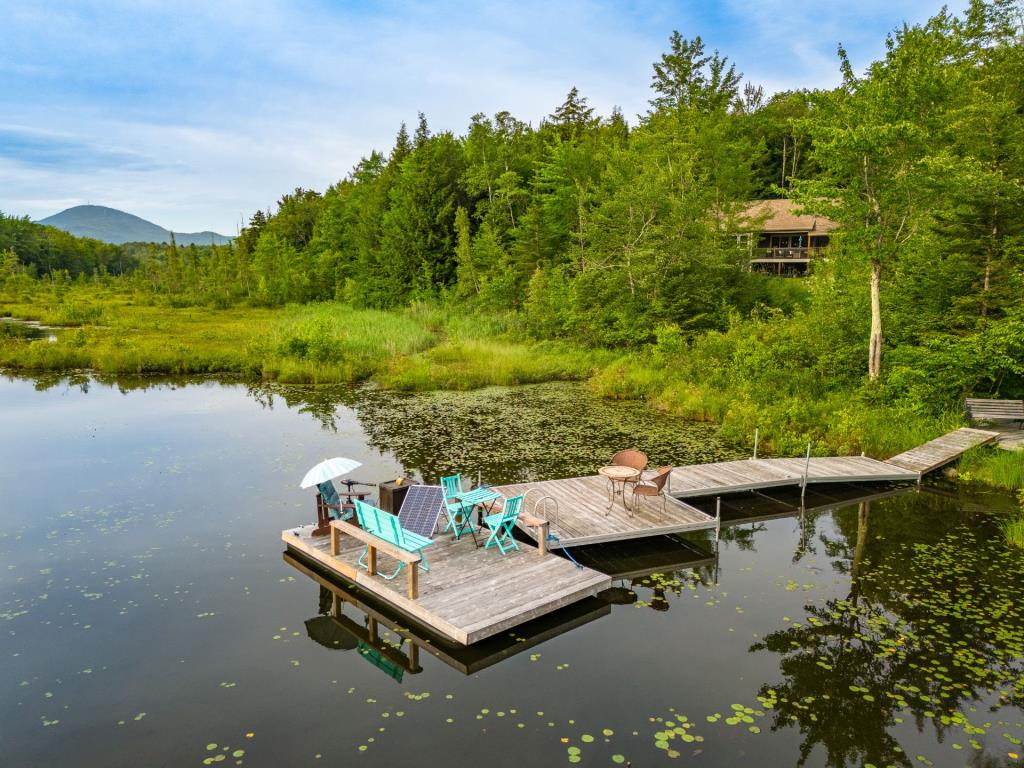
[0,285,605,388]
[1003,493,1024,547]
[379,338,611,390]
[261,303,440,383]
[959,448,1024,491]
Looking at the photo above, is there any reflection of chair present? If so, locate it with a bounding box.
[631,466,673,513]
[482,495,524,555]
[611,450,648,490]
[440,474,473,539]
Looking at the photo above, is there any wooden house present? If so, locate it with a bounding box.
[737,199,838,276]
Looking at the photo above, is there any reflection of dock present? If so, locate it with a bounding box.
[697,482,917,527]
[284,551,610,675]
[571,535,717,580]
[282,524,609,646]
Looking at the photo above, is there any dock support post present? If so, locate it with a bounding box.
[753,429,759,460]
[408,562,419,600]
[715,496,722,540]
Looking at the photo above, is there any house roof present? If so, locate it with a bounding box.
[737,199,839,234]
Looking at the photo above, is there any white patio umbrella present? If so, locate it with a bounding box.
[300,457,362,489]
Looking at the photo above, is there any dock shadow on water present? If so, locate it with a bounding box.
[1,373,1022,767]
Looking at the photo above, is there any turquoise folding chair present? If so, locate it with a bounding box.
[482,495,524,555]
[440,474,474,540]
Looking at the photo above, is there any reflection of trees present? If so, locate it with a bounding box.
[720,522,765,551]
[631,564,717,612]
[751,494,1024,768]
[245,383,356,432]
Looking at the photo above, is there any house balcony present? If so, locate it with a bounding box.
[750,246,827,263]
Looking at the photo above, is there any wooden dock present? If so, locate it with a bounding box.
[282,523,610,645]
[279,427,992,645]
[494,474,717,547]
[885,427,1000,474]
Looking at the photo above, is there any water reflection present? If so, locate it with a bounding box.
[0,317,58,342]
[2,372,1022,768]
[751,492,1024,768]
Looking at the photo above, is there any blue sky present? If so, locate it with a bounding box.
[0,0,967,234]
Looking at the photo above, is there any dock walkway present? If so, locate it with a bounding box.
[885,427,1000,474]
[668,455,917,498]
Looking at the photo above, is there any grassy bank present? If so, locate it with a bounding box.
[4,285,1018,472]
[958,447,1024,492]
[0,285,608,387]
[588,350,965,459]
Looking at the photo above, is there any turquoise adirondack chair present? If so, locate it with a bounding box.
[440,473,474,540]
[482,495,524,555]
[317,480,353,521]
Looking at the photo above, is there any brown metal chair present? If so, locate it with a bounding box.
[631,466,673,513]
[611,450,648,470]
[612,450,648,498]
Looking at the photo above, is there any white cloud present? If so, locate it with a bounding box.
[0,0,970,233]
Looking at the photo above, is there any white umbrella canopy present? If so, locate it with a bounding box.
[300,457,362,489]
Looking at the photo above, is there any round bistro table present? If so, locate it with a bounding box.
[598,465,641,515]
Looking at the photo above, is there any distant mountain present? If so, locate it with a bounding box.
[37,205,232,246]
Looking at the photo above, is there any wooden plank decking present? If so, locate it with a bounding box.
[282,523,610,645]
[884,427,999,474]
[668,455,919,499]
[494,474,717,548]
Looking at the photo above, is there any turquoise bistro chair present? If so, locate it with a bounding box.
[482,495,524,555]
[440,473,474,540]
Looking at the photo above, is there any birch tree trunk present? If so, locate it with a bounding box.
[868,259,883,381]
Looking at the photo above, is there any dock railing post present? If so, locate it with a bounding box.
[753,429,759,460]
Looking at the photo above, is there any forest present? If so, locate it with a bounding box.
[2,0,1022,460]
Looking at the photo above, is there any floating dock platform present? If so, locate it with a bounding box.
[284,551,612,676]
[282,523,610,645]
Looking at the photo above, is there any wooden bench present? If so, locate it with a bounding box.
[966,398,1024,429]
[330,517,428,600]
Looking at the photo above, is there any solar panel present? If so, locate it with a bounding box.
[398,485,444,538]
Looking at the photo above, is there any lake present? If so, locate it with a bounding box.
[1,374,1021,767]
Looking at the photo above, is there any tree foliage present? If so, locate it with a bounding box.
[5,2,1023,415]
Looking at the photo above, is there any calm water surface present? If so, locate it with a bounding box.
[1,375,1021,768]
